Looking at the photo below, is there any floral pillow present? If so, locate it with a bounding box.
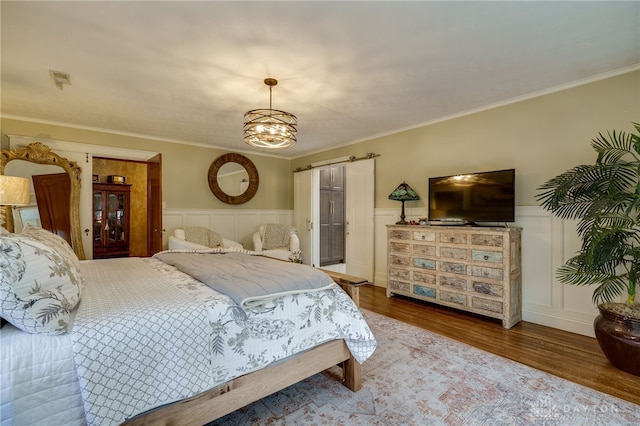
[21,225,81,274]
[0,230,83,335]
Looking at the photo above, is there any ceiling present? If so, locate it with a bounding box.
[2,1,639,159]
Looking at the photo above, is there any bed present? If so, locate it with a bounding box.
[0,227,376,426]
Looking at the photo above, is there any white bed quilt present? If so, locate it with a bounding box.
[1,324,86,426]
[71,256,376,426]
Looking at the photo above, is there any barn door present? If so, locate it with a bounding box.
[345,159,375,281]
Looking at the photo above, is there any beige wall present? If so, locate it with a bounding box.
[0,120,293,210]
[291,70,640,210]
[2,70,638,214]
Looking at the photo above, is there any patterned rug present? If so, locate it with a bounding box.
[210,309,639,425]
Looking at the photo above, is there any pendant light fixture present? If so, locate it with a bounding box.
[244,78,297,149]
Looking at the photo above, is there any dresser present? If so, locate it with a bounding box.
[93,183,131,259]
[387,224,522,328]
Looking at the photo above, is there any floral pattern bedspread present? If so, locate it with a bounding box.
[72,256,376,426]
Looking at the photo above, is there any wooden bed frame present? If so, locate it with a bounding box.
[123,272,370,426]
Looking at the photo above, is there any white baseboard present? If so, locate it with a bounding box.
[523,303,596,337]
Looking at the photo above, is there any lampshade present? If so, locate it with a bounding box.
[244,78,297,149]
[388,182,420,201]
[0,175,30,205]
[0,175,30,229]
[388,182,419,225]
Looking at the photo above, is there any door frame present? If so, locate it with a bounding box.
[294,157,375,280]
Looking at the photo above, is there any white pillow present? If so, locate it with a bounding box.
[0,229,82,334]
[21,225,81,273]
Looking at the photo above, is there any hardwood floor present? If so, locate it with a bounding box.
[359,284,640,406]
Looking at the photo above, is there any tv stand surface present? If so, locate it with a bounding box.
[428,221,509,227]
[428,221,466,226]
[386,224,522,328]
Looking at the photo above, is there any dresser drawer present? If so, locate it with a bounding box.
[440,290,467,306]
[389,241,411,253]
[441,261,466,275]
[389,229,411,240]
[471,234,503,247]
[472,297,503,314]
[389,267,410,280]
[439,275,467,291]
[472,280,504,297]
[413,258,436,270]
[413,285,436,299]
[440,232,467,244]
[388,279,410,293]
[389,254,411,267]
[413,270,436,284]
[413,244,436,256]
[413,231,436,242]
[471,250,503,264]
[440,247,468,260]
[469,265,504,280]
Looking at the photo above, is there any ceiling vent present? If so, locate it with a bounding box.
[49,70,71,90]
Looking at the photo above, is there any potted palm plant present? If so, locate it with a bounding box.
[537,122,639,376]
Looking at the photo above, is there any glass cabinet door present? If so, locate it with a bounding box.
[106,193,127,243]
[93,192,103,243]
[93,183,130,258]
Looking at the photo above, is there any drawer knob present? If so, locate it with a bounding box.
[483,255,489,260]
[422,235,426,240]
[450,237,454,242]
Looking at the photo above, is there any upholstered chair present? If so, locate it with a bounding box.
[168,227,243,250]
[252,224,300,261]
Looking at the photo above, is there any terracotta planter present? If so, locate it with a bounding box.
[594,305,640,376]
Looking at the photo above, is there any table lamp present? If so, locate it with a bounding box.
[0,175,30,230]
[388,181,420,225]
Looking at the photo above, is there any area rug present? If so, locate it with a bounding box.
[210,309,639,425]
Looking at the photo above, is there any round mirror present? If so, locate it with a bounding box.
[208,153,259,204]
[217,162,250,196]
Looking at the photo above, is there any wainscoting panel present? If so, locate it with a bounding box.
[162,209,293,251]
[374,206,598,337]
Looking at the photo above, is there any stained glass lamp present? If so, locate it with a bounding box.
[388,182,420,225]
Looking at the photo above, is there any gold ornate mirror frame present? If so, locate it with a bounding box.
[207,153,259,204]
[0,142,86,260]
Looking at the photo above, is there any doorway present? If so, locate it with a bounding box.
[319,165,345,268]
[294,158,375,281]
[92,157,163,257]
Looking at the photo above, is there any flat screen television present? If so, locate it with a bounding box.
[428,168,515,224]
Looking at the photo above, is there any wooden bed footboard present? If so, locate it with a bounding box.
[123,269,368,426]
[123,339,359,426]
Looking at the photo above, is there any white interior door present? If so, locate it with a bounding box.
[345,159,375,281]
[294,169,314,265]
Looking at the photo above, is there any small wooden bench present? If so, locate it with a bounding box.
[319,269,370,307]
